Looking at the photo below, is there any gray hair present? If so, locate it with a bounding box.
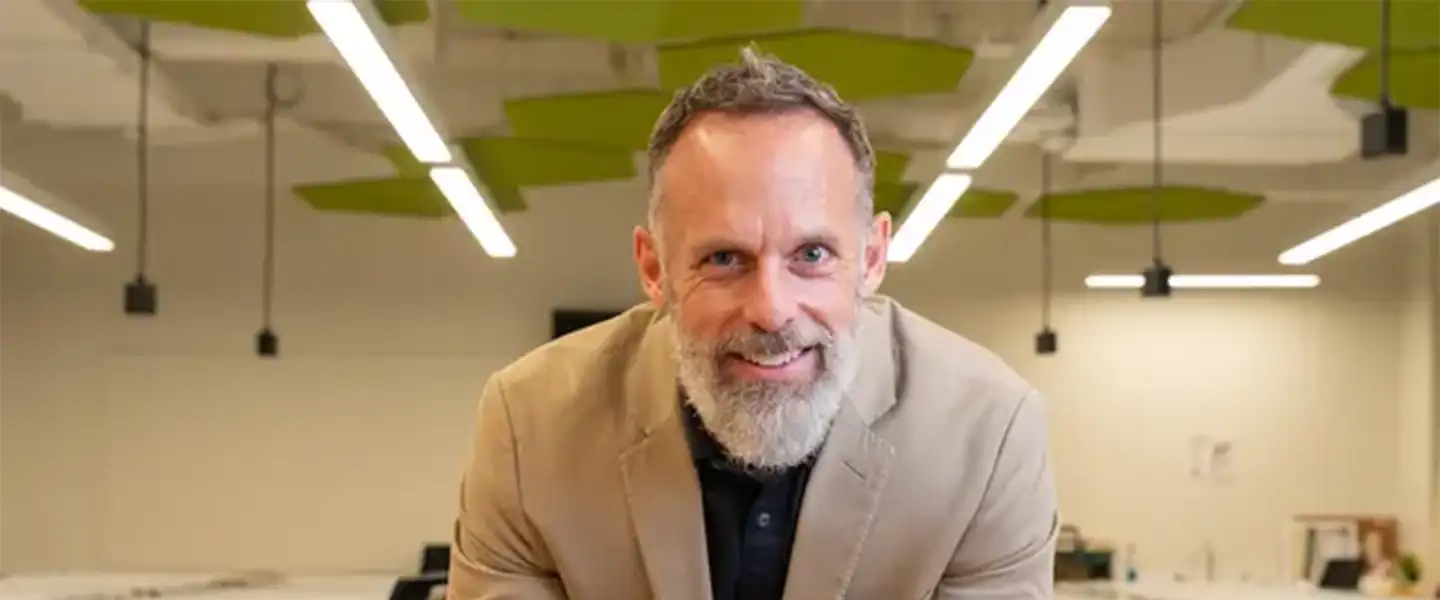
[644,46,876,231]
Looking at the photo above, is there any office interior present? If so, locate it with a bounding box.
[2,0,1439,598]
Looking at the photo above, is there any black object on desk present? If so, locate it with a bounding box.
[1318,558,1366,590]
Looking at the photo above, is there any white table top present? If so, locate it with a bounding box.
[0,574,399,600]
[0,574,1405,600]
[1059,581,1398,600]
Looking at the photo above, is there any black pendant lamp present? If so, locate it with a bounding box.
[1359,0,1407,159]
[1139,0,1172,298]
[256,64,284,358]
[1034,152,1058,356]
[124,21,158,315]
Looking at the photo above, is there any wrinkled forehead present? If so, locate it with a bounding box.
[654,110,862,250]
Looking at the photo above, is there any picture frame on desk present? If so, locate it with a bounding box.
[1283,514,1398,587]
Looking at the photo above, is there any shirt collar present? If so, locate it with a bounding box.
[679,393,725,463]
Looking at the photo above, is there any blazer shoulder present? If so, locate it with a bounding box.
[488,303,657,417]
[888,301,1036,411]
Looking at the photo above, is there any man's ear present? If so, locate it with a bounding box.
[862,213,891,295]
[634,226,666,306]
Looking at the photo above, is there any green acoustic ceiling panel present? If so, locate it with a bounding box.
[454,0,804,44]
[77,0,428,37]
[870,152,918,218]
[874,151,911,184]
[874,182,1016,219]
[874,182,920,217]
[475,181,526,214]
[382,146,427,177]
[296,176,526,216]
[1227,0,1440,50]
[952,188,1019,218]
[294,178,453,218]
[322,138,634,219]
[458,137,638,190]
[1333,50,1440,110]
[503,89,670,151]
[1025,186,1264,224]
[659,30,974,102]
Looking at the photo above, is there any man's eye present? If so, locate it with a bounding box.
[797,245,831,263]
[705,251,740,267]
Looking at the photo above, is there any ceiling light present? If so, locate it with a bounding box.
[0,185,114,252]
[888,173,973,263]
[1085,274,1321,289]
[946,4,1112,170]
[307,0,452,164]
[429,167,516,258]
[1278,176,1440,266]
[892,1,1110,265]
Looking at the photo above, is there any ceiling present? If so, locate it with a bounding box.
[0,0,1437,237]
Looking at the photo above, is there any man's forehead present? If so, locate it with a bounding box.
[657,112,858,204]
[667,110,846,164]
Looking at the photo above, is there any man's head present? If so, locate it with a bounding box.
[633,47,891,470]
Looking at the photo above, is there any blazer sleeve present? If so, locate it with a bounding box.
[935,389,1059,599]
[446,375,568,600]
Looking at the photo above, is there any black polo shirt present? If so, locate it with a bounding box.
[681,405,813,600]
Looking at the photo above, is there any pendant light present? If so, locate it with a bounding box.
[123,21,158,315]
[1139,0,1172,298]
[1034,151,1058,355]
[255,64,290,358]
[1359,0,1407,159]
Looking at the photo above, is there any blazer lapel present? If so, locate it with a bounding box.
[783,298,900,600]
[618,311,712,600]
[620,422,711,600]
[782,405,896,600]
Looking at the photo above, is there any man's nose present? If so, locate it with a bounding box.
[740,262,798,332]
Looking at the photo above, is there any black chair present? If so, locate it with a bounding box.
[388,573,447,600]
[421,544,450,574]
[387,543,452,600]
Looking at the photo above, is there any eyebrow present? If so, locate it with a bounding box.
[687,230,844,260]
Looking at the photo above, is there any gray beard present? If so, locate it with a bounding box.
[671,314,860,471]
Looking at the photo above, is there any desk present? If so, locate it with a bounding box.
[0,574,398,600]
[1059,581,1409,600]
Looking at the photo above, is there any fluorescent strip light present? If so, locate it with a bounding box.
[0,185,114,252]
[429,167,516,258]
[1085,274,1321,289]
[1278,176,1440,266]
[946,5,1111,169]
[307,0,452,164]
[888,173,973,263]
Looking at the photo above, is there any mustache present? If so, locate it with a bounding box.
[707,322,835,356]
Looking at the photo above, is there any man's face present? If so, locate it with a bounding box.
[633,110,890,469]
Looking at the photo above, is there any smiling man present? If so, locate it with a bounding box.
[449,48,1058,600]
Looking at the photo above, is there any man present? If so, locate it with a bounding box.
[448,48,1057,600]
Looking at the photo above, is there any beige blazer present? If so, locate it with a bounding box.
[448,297,1057,600]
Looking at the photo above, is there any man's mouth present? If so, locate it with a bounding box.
[736,348,811,367]
[722,346,820,381]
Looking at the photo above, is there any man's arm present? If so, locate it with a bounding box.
[447,375,567,600]
[937,390,1058,599]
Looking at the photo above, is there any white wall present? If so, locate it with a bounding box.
[0,180,1419,580]
[1398,217,1435,559]
[1394,215,1440,585]
[1,217,5,573]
